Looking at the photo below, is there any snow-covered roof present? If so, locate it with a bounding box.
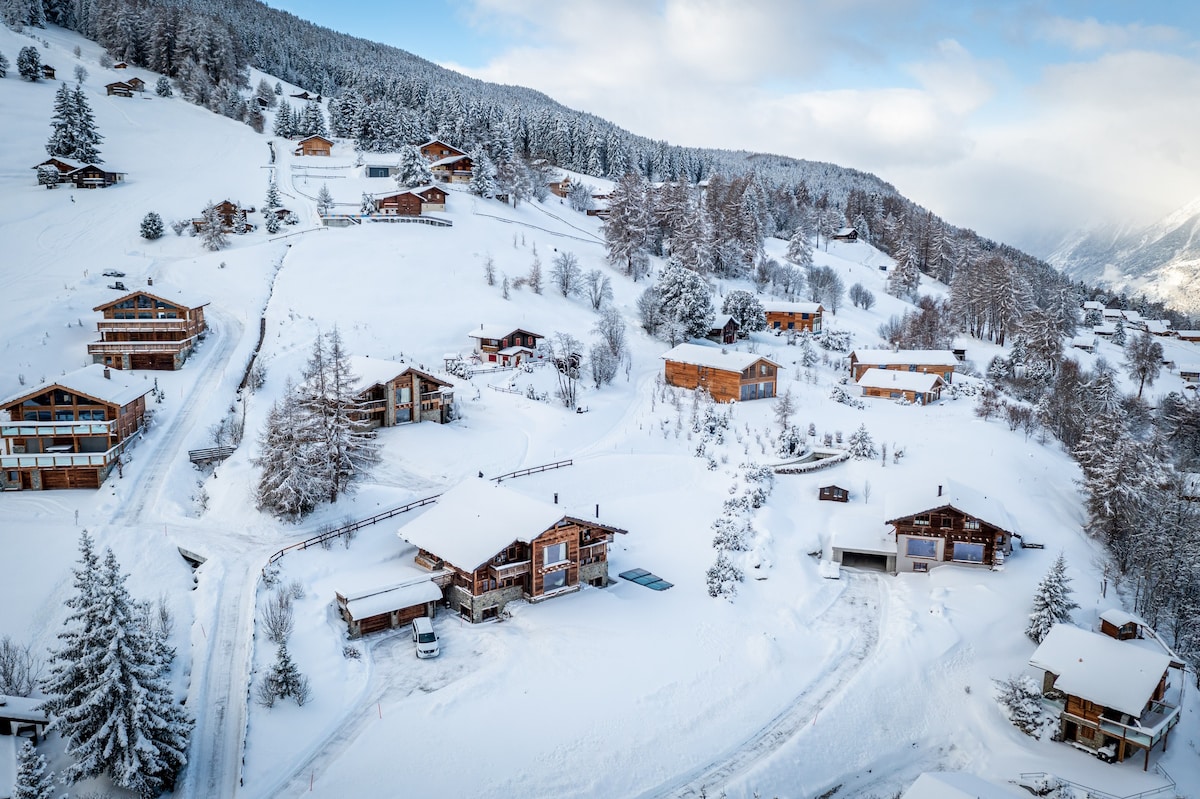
[297,134,333,144]
[92,289,211,312]
[431,154,470,168]
[831,523,897,555]
[1144,320,1169,334]
[1177,363,1200,374]
[710,314,736,329]
[0,694,49,724]
[902,772,1027,799]
[1070,336,1096,348]
[1029,624,1170,717]
[1099,608,1145,629]
[1092,322,1117,334]
[397,479,569,570]
[497,345,535,356]
[347,356,409,394]
[340,578,443,621]
[661,343,779,372]
[1081,301,1105,310]
[834,226,857,237]
[856,368,944,393]
[885,479,1018,534]
[1102,308,1123,318]
[760,301,823,314]
[1176,330,1200,338]
[851,349,958,366]
[467,325,542,341]
[1,363,151,409]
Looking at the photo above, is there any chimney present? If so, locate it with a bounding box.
[103,368,111,380]
[937,485,943,497]
[553,492,558,504]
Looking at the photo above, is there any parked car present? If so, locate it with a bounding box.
[102,270,126,277]
[107,281,126,291]
[411,617,439,658]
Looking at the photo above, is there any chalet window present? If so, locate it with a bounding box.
[940,515,953,528]
[787,321,794,330]
[952,543,985,563]
[913,562,928,572]
[740,384,756,401]
[890,391,902,399]
[543,542,568,566]
[543,569,568,592]
[906,539,937,559]
[759,382,774,398]
[963,518,980,530]
[908,364,917,371]
[801,313,810,320]
[913,514,930,526]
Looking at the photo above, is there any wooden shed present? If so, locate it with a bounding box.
[856,368,944,404]
[661,343,779,403]
[819,484,849,502]
[294,134,333,156]
[336,578,443,638]
[707,314,739,345]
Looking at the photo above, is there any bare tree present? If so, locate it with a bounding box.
[548,332,583,408]
[0,635,41,696]
[584,269,613,310]
[261,588,295,645]
[550,251,583,297]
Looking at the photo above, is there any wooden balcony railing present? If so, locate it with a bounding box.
[88,340,193,355]
[489,560,531,581]
[1,445,120,469]
[97,319,195,333]
[2,419,115,437]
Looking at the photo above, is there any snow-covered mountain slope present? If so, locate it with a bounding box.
[1,23,1197,799]
[1049,195,1200,313]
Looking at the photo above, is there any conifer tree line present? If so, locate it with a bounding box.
[40,531,192,798]
[254,327,378,519]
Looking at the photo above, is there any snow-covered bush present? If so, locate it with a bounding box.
[831,382,865,409]
[706,551,743,599]
[994,674,1049,736]
[711,515,751,552]
[140,211,164,240]
[817,328,851,352]
[777,425,804,458]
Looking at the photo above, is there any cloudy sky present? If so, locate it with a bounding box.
[270,1,1200,253]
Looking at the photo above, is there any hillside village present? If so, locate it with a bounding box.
[0,18,1199,799]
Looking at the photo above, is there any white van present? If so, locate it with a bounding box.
[411,616,440,658]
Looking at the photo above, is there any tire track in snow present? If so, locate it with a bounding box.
[636,572,885,799]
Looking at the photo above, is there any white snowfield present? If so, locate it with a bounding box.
[0,22,1197,799]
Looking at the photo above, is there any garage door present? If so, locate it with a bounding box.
[839,552,890,572]
[131,353,175,370]
[358,614,393,635]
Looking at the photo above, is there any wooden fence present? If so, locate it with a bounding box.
[492,459,573,483]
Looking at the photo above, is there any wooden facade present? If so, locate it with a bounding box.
[41,64,56,79]
[419,139,466,161]
[335,578,443,638]
[468,326,543,366]
[763,302,823,333]
[414,517,624,623]
[106,80,133,97]
[849,350,958,383]
[661,344,779,403]
[819,485,849,502]
[373,186,447,216]
[88,291,209,371]
[354,364,454,426]
[889,494,1012,573]
[126,77,145,92]
[857,369,945,405]
[1,365,149,491]
[548,177,572,198]
[429,154,474,183]
[708,315,739,345]
[193,200,252,232]
[831,226,858,242]
[67,164,125,189]
[294,135,333,156]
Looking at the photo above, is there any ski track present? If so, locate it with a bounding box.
[635,572,885,799]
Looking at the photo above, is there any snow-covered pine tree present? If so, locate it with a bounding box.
[316,183,333,216]
[263,642,309,706]
[13,740,55,799]
[721,289,765,332]
[654,262,715,340]
[45,83,76,159]
[993,674,1047,736]
[847,423,877,459]
[17,46,41,81]
[1111,319,1126,347]
[43,543,192,797]
[886,237,921,299]
[264,212,280,234]
[359,191,375,216]
[264,178,281,210]
[1026,552,1080,643]
[296,99,326,137]
[155,75,172,97]
[199,203,228,251]
[468,147,498,199]
[777,424,804,457]
[254,380,321,519]
[299,329,378,504]
[36,164,59,189]
[71,85,103,163]
[395,144,433,188]
[785,227,813,268]
[272,101,294,138]
[798,333,819,368]
[0,51,9,78]
[706,551,743,599]
[140,212,164,240]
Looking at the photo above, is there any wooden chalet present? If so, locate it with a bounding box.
[348,356,454,426]
[336,577,443,638]
[885,481,1015,573]
[399,479,626,622]
[849,349,958,383]
[831,226,858,242]
[819,484,849,502]
[418,139,466,162]
[294,134,333,156]
[0,364,150,490]
[66,164,125,189]
[467,325,543,367]
[289,90,320,101]
[32,157,80,186]
[429,153,474,184]
[89,290,209,371]
[1070,336,1097,353]
[1180,364,1200,382]
[761,301,823,334]
[548,176,572,198]
[707,314,739,345]
[661,343,779,403]
[1030,623,1183,769]
[856,368,944,404]
[106,80,134,97]
[113,61,128,69]
[0,694,49,742]
[372,185,447,216]
[126,76,145,92]
[1178,330,1200,343]
[193,200,252,232]
[41,64,55,79]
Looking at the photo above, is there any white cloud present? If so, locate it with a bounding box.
[1036,16,1183,51]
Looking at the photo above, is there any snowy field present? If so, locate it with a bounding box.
[1,23,1198,799]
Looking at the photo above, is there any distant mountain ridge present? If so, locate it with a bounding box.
[1049,196,1200,313]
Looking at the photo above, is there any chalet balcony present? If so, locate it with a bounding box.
[580,541,608,558]
[97,319,195,334]
[1,444,120,469]
[489,560,531,582]
[2,419,115,437]
[1060,701,1181,751]
[88,339,194,355]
